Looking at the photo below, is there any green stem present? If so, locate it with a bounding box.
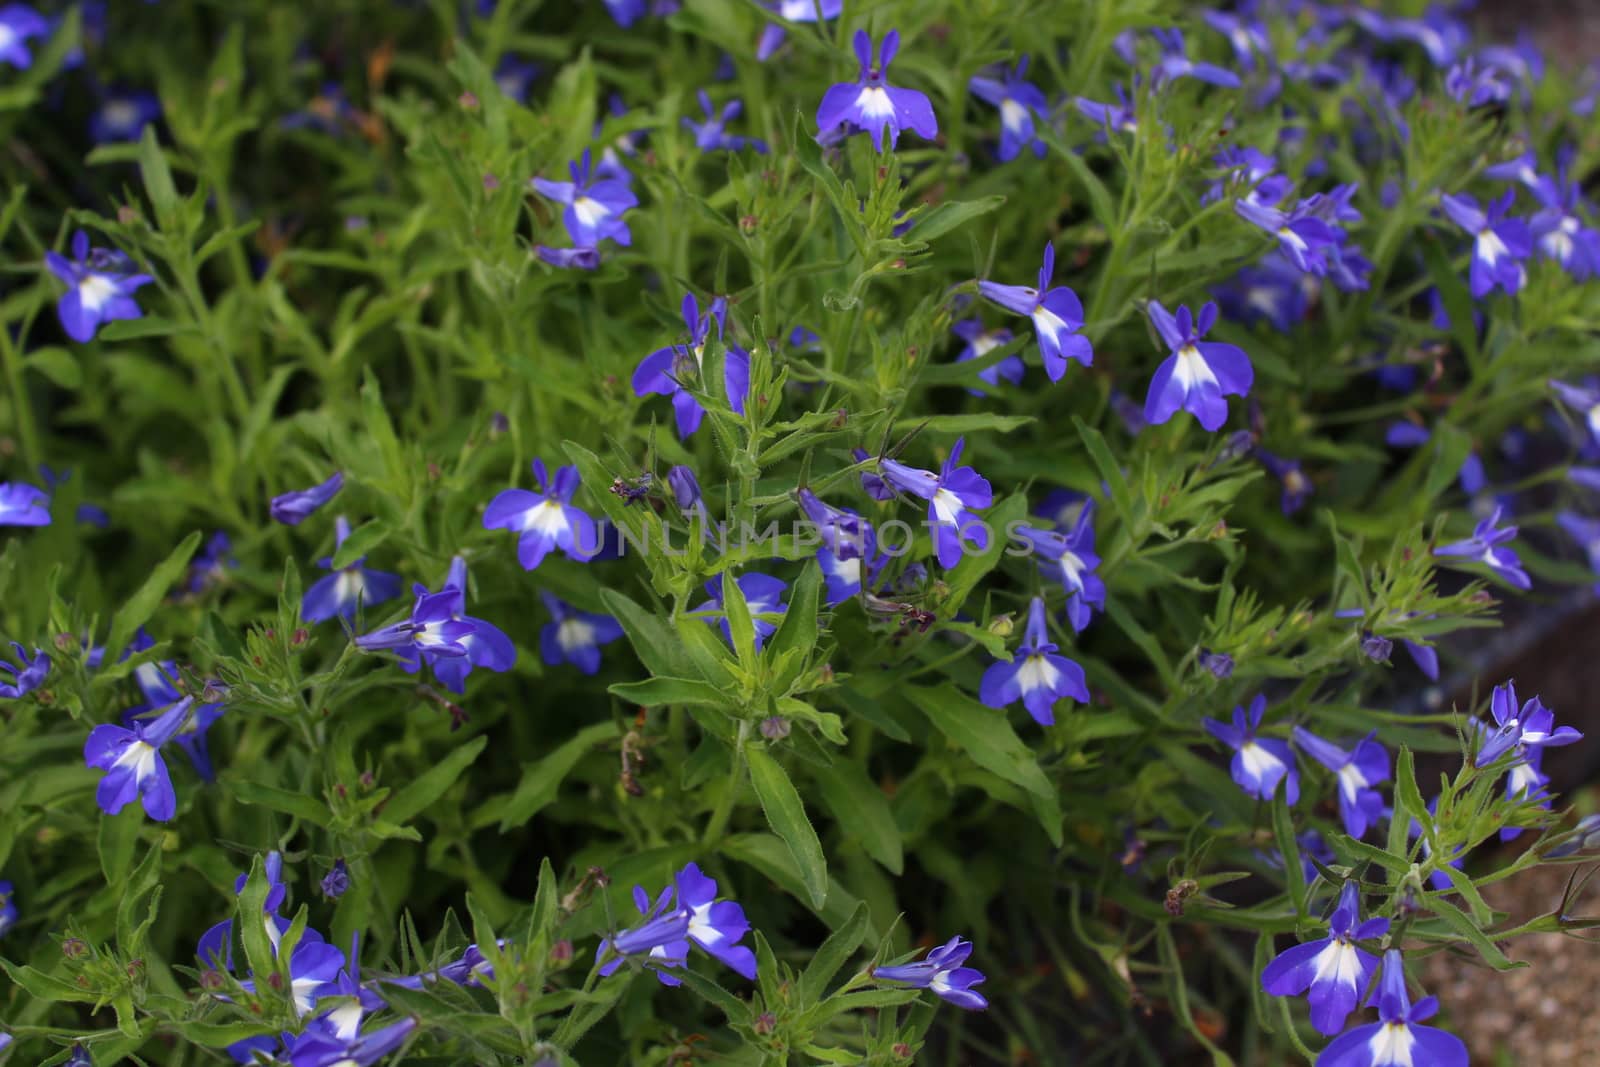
[700,719,750,847]
[0,328,40,468]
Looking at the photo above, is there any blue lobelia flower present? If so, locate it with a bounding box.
[980,597,1089,727]
[0,4,48,68]
[694,573,787,651]
[950,320,1024,395]
[1257,450,1312,514]
[968,57,1048,161]
[484,459,601,570]
[1315,950,1467,1067]
[116,631,225,782]
[1262,882,1386,1036]
[754,0,842,61]
[683,89,767,153]
[0,643,49,698]
[239,934,346,1018]
[1011,502,1105,633]
[977,243,1093,381]
[1439,191,1532,299]
[538,591,623,675]
[814,29,937,152]
[197,851,289,971]
[89,87,161,144]
[1498,745,1552,843]
[877,438,993,569]
[44,231,154,343]
[1142,300,1254,432]
[0,880,15,937]
[397,558,514,694]
[1202,10,1270,71]
[492,56,540,103]
[796,487,874,561]
[1557,511,1600,592]
[1529,179,1600,281]
[597,862,757,985]
[1550,378,1600,450]
[84,696,194,821]
[1293,728,1390,839]
[1150,28,1241,88]
[1074,82,1140,137]
[632,292,751,439]
[531,148,638,249]
[285,1017,417,1067]
[303,516,404,624]
[0,481,50,526]
[185,531,238,595]
[535,245,600,270]
[1474,680,1581,768]
[1203,694,1298,804]
[1213,251,1311,334]
[1235,194,1340,276]
[1431,505,1529,590]
[873,936,988,1011]
[816,545,885,607]
[1389,7,1470,67]
[271,471,344,525]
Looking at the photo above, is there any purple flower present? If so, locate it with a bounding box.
[89,88,161,144]
[531,149,638,248]
[968,57,1048,161]
[1074,83,1139,136]
[1258,450,1311,514]
[755,0,842,60]
[817,545,884,606]
[878,438,993,569]
[683,90,767,153]
[693,573,787,651]
[0,880,15,938]
[814,30,938,152]
[632,292,751,439]
[1202,10,1270,70]
[484,459,600,569]
[1202,694,1298,804]
[44,231,154,343]
[1551,378,1600,450]
[1483,151,1555,201]
[597,862,757,985]
[1203,146,1277,205]
[1558,511,1600,593]
[0,4,48,69]
[1531,184,1600,281]
[1235,196,1339,276]
[853,447,895,501]
[979,597,1089,726]
[1293,728,1389,839]
[302,516,404,624]
[1262,882,1387,1035]
[978,243,1092,381]
[1034,488,1089,531]
[950,320,1024,395]
[796,487,874,560]
[1474,680,1581,768]
[1213,252,1312,333]
[271,471,344,525]
[185,531,237,595]
[371,557,514,695]
[538,591,623,675]
[1316,950,1467,1067]
[115,632,225,783]
[0,482,50,526]
[1432,505,1529,590]
[1143,300,1253,432]
[1198,649,1234,679]
[1012,503,1105,633]
[320,859,350,900]
[1390,7,1470,66]
[493,56,539,103]
[1150,28,1241,89]
[286,1017,416,1067]
[1445,58,1512,106]
[84,697,193,821]
[535,244,600,270]
[873,936,988,1011]
[1439,191,1532,299]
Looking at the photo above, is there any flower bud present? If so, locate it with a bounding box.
[760,716,790,741]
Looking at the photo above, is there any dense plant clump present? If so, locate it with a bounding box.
[3,0,1600,1064]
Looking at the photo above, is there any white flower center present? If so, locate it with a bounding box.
[336,569,368,607]
[1477,228,1508,265]
[931,487,965,526]
[1237,740,1284,782]
[999,98,1028,133]
[1016,653,1060,694]
[572,196,610,228]
[854,86,897,122]
[113,740,159,782]
[1337,761,1369,803]
[1174,345,1219,390]
[1031,303,1070,344]
[1311,939,1364,990]
[1368,1021,1417,1066]
[102,99,140,131]
[557,616,596,652]
[522,499,569,537]
[80,274,118,311]
[687,902,722,944]
[1055,549,1086,591]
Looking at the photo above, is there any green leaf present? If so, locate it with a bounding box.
[798,900,871,1005]
[104,531,201,663]
[1072,416,1136,523]
[720,569,758,670]
[384,735,488,826]
[0,961,100,1004]
[766,559,821,669]
[1425,895,1525,971]
[330,519,392,570]
[745,746,829,909]
[27,346,82,389]
[1271,791,1306,915]
[226,778,333,827]
[98,317,185,342]
[98,804,141,887]
[137,125,180,227]
[495,722,618,832]
[599,587,711,682]
[911,684,1062,845]
[908,195,1006,243]
[812,758,903,875]
[607,676,730,708]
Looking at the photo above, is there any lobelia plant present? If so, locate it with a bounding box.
[2,1,1600,1065]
